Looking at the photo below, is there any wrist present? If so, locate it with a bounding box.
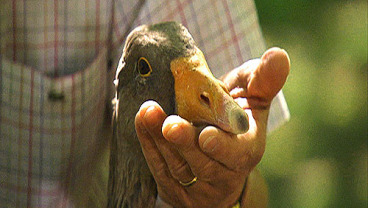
[227,175,247,208]
[239,169,268,208]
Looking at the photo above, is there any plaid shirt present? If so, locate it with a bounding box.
[0,0,289,207]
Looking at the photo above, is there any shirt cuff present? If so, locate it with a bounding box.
[267,90,290,133]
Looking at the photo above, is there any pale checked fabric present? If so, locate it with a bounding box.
[0,0,289,207]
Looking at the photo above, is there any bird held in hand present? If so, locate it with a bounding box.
[109,21,249,207]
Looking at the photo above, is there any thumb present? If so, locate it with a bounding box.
[247,47,290,102]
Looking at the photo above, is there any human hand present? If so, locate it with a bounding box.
[135,47,290,207]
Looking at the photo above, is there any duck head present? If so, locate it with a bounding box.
[115,21,249,134]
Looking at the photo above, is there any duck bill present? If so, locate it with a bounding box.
[170,50,249,135]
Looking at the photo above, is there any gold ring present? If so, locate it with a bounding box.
[179,176,198,187]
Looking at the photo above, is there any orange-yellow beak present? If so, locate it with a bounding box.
[171,49,249,135]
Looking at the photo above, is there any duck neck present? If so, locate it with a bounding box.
[108,108,157,208]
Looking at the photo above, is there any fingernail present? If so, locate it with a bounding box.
[166,123,181,142]
[143,105,156,120]
[139,100,160,118]
[202,136,217,152]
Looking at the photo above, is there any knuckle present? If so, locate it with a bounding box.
[193,161,217,180]
[177,135,196,153]
[154,165,171,184]
[169,160,191,180]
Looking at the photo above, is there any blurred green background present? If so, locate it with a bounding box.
[254,0,367,207]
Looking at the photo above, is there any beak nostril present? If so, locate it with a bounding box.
[200,92,210,107]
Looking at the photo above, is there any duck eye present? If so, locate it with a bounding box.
[137,57,152,77]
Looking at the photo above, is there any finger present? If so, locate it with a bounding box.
[222,59,260,91]
[137,101,195,184]
[223,48,290,103]
[247,47,290,102]
[198,123,266,172]
[136,118,185,201]
[135,106,176,188]
[162,116,228,181]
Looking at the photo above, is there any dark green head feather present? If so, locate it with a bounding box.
[115,22,196,115]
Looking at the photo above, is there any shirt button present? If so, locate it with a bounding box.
[48,89,65,102]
